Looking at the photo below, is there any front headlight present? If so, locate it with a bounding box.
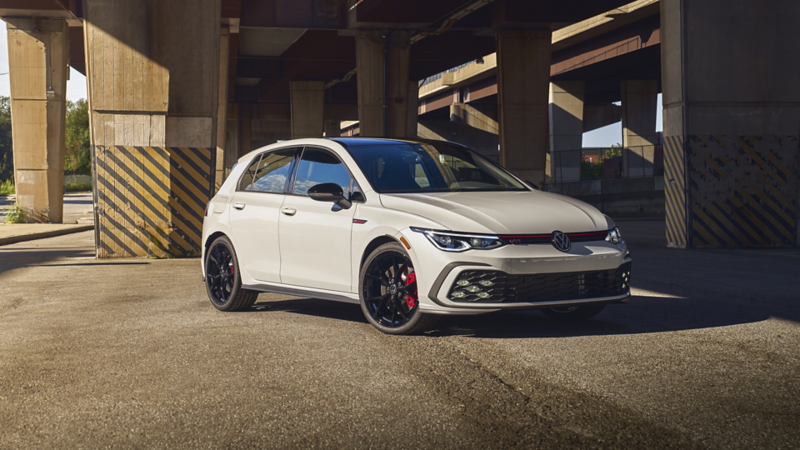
[605,227,623,244]
[411,227,505,252]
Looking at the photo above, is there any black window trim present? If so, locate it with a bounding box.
[285,145,367,203]
[235,146,302,195]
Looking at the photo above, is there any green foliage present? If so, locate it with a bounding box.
[0,96,12,182]
[65,99,91,175]
[0,178,13,195]
[603,143,623,158]
[65,181,92,193]
[3,202,25,224]
[581,157,603,181]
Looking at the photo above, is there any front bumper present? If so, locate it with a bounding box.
[400,228,631,314]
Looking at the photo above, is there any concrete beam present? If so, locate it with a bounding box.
[661,0,800,249]
[83,0,220,257]
[6,18,69,223]
[355,29,411,137]
[290,81,325,139]
[496,30,552,184]
[549,81,585,183]
[621,79,657,178]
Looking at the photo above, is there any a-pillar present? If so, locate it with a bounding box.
[355,30,411,137]
[290,81,325,139]
[661,0,800,248]
[621,80,657,178]
[84,0,220,258]
[6,18,68,223]
[496,30,552,185]
[548,81,584,183]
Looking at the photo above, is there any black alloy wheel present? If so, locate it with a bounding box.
[360,242,438,334]
[205,236,258,311]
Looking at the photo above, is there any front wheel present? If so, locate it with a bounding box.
[541,303,606,321]
[359,242,438,335]
[205,236,258,311]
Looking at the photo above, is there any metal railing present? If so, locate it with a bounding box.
[549,145,664,184]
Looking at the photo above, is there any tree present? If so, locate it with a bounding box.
[0,96,12,182]
[65,99,91,175]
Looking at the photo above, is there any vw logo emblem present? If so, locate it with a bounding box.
[551,231,571,252]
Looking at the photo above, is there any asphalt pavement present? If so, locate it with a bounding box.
[0,222,798,449]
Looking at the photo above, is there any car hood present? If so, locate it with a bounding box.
[380,191,612,234]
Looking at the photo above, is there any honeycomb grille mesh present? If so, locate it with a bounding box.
[448,262,632,303]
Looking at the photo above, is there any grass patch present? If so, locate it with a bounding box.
[3,202,25,223]
[0,179,14,195]
[65,182,92,193]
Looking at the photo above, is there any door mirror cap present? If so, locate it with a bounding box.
[308,183,352,209]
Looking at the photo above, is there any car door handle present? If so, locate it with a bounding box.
[233,202,246,210]
[281,207,297,216]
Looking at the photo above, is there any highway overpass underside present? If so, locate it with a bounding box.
[1,0,797,255]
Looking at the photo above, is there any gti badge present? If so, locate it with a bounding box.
[551,231,571,252]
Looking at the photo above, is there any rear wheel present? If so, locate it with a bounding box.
[541,303,606,321]
[359,242,438,335]
[205,236,258,311]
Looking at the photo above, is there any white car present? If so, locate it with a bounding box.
[202,138,631,334]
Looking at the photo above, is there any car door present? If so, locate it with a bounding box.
[229,147,299,283]
[278,146,359,292]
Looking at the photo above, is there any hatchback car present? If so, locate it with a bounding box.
[202,138,631,334]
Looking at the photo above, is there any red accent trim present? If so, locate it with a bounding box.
[566,231,608,237]
[498,234,550,239]
[352,219,368,224]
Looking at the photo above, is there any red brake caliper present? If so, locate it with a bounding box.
[406,272,417,308]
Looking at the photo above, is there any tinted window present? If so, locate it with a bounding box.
[250,148,297,193]
[293,148,354,198]
[345,142,528,193]
[238,155,261,191]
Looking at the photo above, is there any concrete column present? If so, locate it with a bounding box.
[496,30,552,185]
[661,0,800,248]
[621,80,657,178]
[407,80,419,138]
[355,30,411,137]
[548,81,584,183]
[290,81,325,139]
[6,18,68,223]
[84,0,220,257]
[215,27,230,190]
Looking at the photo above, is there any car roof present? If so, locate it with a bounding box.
[329,137,466,148]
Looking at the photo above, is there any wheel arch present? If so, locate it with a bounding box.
[360,235,401,271]
[204,231,229,260]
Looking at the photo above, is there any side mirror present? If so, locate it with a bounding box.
[308,183,352,209]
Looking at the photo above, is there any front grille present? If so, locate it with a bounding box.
[448,262,631,303]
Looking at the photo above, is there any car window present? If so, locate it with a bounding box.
[238,155,262,191]
[250,148,297,193]
[345,142,528,193]
[293,148,354,198]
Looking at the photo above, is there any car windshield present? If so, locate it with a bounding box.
[344,142,529,193]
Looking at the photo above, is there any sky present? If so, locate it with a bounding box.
[0,22,660,148]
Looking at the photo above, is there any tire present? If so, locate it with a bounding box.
[359,242,438,335]
[541,303,606,321]
[205,235,258,312]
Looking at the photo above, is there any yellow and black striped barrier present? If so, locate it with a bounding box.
[94,145,214,258]
[665,135,798,248]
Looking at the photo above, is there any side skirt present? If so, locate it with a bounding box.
[242,283,360,305]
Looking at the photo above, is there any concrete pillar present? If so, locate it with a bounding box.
[407,80,419,138]
[84,0,220,257]
[621,80,657,178]
[661,0,800,248]
[496,30,552,185]
[6,18,68,223]
[355,30,411,137]
[215,27,230,191]
[548,81,584,183]
[290,81,325,139]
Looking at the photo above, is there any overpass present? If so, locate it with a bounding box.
[1,0,798,255]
